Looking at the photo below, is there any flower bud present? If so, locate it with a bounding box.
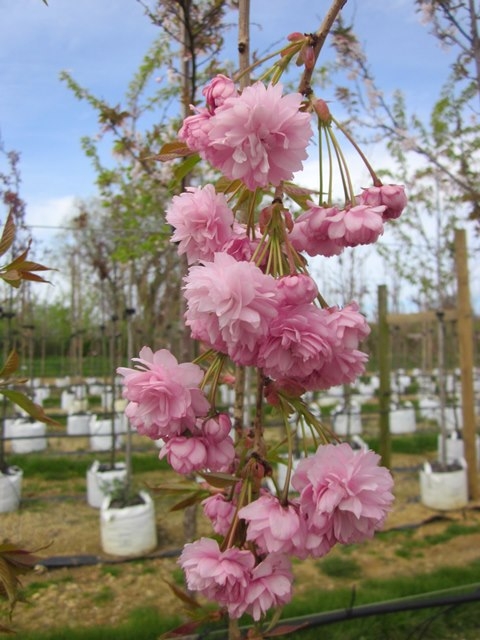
[314,99,332,124]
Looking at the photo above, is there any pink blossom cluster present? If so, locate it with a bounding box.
[183,442,393,615]
[236,443,393,558]
[289,186,407,258]
[179,538,293,620]
[116,70,405,626]
[184,258,370,387]
[117,347,235,474]
[179,75,313,190]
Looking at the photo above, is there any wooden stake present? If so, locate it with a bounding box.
[378,285,391,469]
[454,229,478,500]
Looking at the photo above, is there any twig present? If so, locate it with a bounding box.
[298,0,349,96]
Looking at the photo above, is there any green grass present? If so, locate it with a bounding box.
[277,561,480,639]
[365,431,437,455]
[316,555,362,579]
[99,566,122,579]
[13,561,480,639]
[7,452,170,479]
[14,606,181,640]
[90,586,115,605]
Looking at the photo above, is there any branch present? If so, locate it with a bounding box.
[298,0,348,95]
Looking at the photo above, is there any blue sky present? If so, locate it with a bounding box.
[1,0,451,230]
[3,0,473,311]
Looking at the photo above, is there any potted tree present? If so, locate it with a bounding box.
[0,211,56,512]
[86,314,127,508]
[97,308,157,556]
[419,310,468,510]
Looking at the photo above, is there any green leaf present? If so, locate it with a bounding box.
[173,154,201,182]
[0,389,61,426]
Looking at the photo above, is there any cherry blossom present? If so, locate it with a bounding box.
[183,252,279,365]
[292,443,394,545]
[359,184,407,220]
[243,554,293,621]
[117,347,210,440]
[238,493,308,558]
[205,81,312,190]
[179,538,255,618]
[166,184,234,264]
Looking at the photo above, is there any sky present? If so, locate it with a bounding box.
[2,0,477,310]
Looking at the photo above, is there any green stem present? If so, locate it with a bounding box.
[331,115,381,186]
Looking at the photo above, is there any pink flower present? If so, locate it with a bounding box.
[201,414,236,472]
[359,184,407,220]
[202,493,236,536]
[117,347,210,440]
[239,493,308,558]
[292,443,394,544]
[309,348,369,389]
[178,107,213,152]
[312,303,370,388]
[205,81,312,190]
[159,435,207,474]
[184,253,279,365]
[327,302,371,350]
[291,303,370,390]
[243,554,293,621]
[332,204,385,247]
[276,273,318,305]
[203,74,237,113]
[289,205,345,257]
[223,222,261,262]
[258,303,336,380]
[166,185,234,264]
[179,538,255,618]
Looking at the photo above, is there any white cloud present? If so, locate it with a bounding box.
[26,195,78,248]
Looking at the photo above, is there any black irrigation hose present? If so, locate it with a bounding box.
[263,586,480,636]
[187,584,480,639]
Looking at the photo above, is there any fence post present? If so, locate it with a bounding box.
[454,229,478,500]
[378,285,391,468]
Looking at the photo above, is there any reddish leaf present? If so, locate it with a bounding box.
[155,141,193,162]
[0,212,15,258]
[198,471,238,488]
[169,489,208,512]
[163,579,201,610]
[0,350,19,380]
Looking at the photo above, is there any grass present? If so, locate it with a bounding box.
[8,451,171,480]
[13,606,181,640]
[365,431,437,455]
[12,561,480,639]
[316,555,363,579]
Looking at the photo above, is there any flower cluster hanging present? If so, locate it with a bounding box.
[118,34,406,630]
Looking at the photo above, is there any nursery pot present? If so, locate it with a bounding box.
[332,409,362,437]
[436,433,480,470]
[100,490,157,557]
[390,405,416,434]
[419,460,468,511]
[11,420,47,454]
[86,460,127,508]
[67,413,91,437]
[89,416,123,452]
[0,466,23,513]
